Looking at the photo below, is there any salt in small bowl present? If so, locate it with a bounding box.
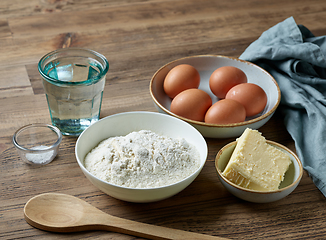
[13,123,62,166]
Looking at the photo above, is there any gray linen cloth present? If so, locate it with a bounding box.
[240,17,326,197]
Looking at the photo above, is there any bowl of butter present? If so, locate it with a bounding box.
[215,128,303,203]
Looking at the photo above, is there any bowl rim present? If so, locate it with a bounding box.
[12,123,62,152]
[149,54,281,128]
[215,140,303,194]
[75,111,208,191]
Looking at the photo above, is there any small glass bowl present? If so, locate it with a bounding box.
[13,123,62,166]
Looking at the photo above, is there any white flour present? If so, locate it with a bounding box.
[84,130,201,188]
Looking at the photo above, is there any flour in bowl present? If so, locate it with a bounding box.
[84,130,201,188]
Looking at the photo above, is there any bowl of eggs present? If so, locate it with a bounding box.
[149,55,281,138]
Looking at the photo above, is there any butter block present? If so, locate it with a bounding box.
[222,128,292,191]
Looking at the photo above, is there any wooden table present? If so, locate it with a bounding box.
[1,0,326,239]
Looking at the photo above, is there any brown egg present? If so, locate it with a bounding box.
[225,83,267,117]
[163,64,200,98]
[170,88,212,122]
[205,99,246,124]
[209,66,247,99]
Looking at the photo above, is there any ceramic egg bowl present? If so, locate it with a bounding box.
[75,111,208,203]
[149,55,281,138]
[215,140,303,203]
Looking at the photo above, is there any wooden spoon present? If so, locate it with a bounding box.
[24,192,228,240]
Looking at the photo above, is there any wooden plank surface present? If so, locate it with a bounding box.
[1,0,326,239]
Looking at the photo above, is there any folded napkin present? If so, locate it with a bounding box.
[240,17,326,197]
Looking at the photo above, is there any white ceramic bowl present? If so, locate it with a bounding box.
[75,111,208,203]
[150,55,281,138]
[215,140,303,203]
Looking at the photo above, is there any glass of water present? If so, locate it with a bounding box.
[38,48,109,136]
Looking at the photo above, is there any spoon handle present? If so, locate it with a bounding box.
[97,214,228,240]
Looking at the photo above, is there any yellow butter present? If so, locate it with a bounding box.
[222,128,292,191]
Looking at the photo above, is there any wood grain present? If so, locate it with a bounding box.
[1,0,326,239]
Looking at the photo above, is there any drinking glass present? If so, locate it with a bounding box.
[38,48,109,136]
